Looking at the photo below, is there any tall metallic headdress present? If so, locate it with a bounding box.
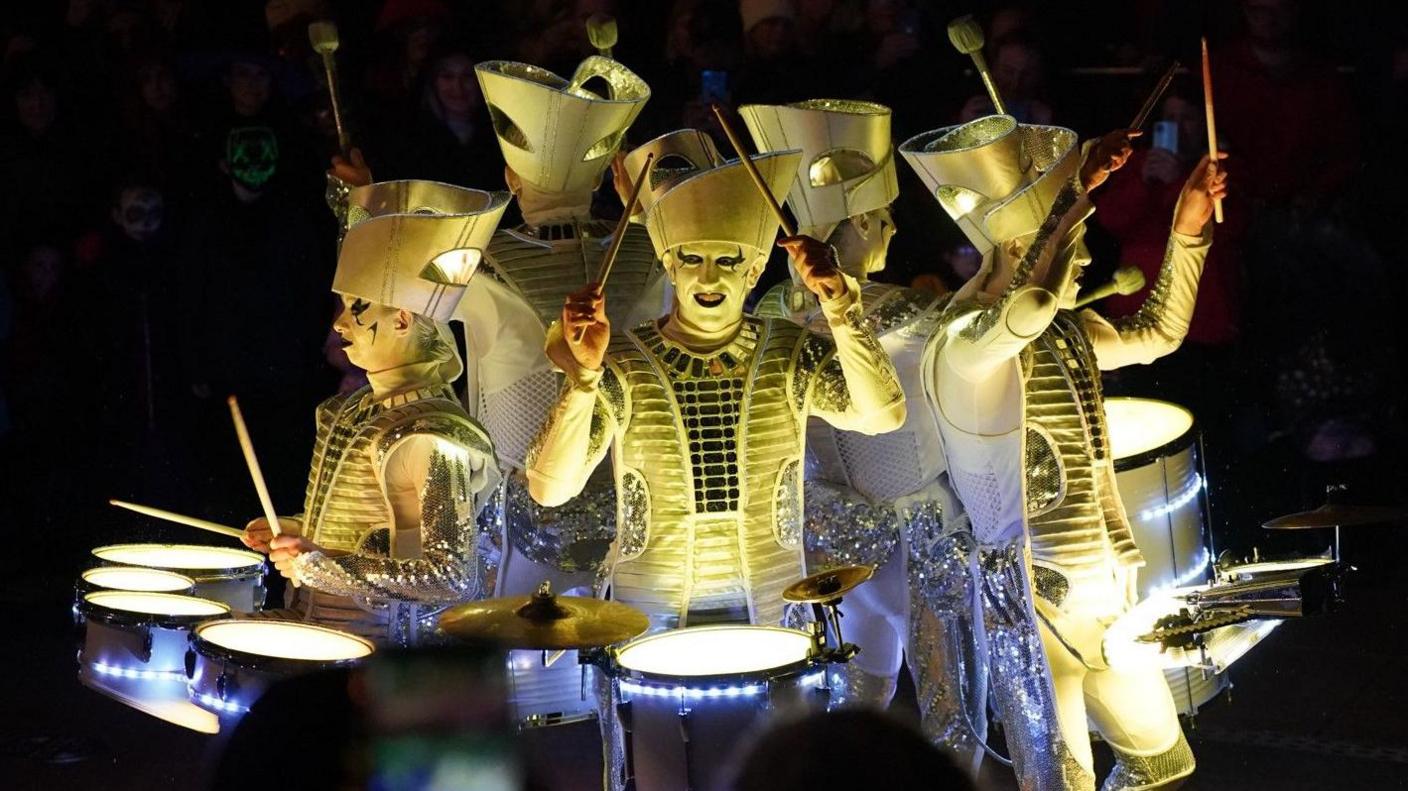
[475,56,650,194]
[622,128,725,216]
[899,115,1081,267]
[638,131,800,259]
[739,99,899,238]
[334,180,511,322]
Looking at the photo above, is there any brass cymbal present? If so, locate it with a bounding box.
[438,583,649,650]
[783,565,875,604]
[1262,503,1408,530]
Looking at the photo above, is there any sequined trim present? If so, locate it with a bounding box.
[959,180,1082,343]
[617,470,649,559]
[1102,731,1195,791]
[774,460,803,548]
[1032,565,1070,607]
[503,472,615,572]
[803,479,900,568]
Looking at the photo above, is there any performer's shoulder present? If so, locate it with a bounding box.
[372,398,496,462]
[754,282,796,321]
[316,387,365,417]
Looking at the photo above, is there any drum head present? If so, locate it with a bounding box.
[92,543,264,573]
[194,621,374,662]
[1106,398,1196,469]
[616,626,814,678]
[81,566,194,593]
[83,591,230,619]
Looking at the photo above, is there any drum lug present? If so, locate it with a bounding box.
[139,627,154,663]
[184,647,196,679]
[217,671,239,701]
[253,579,268,610]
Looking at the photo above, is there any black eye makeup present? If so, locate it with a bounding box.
[350,298,372,326]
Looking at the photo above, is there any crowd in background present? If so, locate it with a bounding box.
[0,0,1404,577]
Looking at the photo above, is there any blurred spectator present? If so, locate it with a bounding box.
[0,57,104,248]
[175,125,332,520]
[365,0,453,107]
[1095,85,1244,349]
[75,176,189,502]
[733,0,831,104]
[1213,0,1358,205]
[370,42,503,190]
[638,0,742,135]
[958,31,1052,124]
[115,53,196,192]
[729,709,974,790]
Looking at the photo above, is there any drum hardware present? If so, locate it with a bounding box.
[1138,606,1256,650]
[438,581,650,650]
[1190,560,1349,618]
[76,592,231,691]
[1262,484,1408,562]
[783,565,874,664]
[602,625,831,791]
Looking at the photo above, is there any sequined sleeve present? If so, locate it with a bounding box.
[804,275,906,435]
[1085,226,1211,370]
[292,426,496,604]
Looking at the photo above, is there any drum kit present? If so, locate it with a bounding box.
[77,394,1402,784]
[435,567,873,791]
[73,540,379,733]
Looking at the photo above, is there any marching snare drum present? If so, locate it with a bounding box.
[92,543,266,612]
[75,567,195,616]
[77,591,230,688]
[612,625,829,791]
[1106,397,1224,715]
[187,620,374,717]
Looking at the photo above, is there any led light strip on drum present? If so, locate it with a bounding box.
[89,661,187,683]
[619,670,826,699]
[189,686,250,714]
[1138,474,1204,522]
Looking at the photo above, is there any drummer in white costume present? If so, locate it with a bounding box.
[461,55,667,599]
[901,113,1226,789]
[741,99,983,764]
[526,131,905,789]
[241,181,508,647]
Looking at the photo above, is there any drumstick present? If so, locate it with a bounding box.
[573,153,654,343]
[227,396,282,538]
[1129,60,1180,129]
[709,103,796,237]
[1200,38,1223,224]
[109,499,244,539]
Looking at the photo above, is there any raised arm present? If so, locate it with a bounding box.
[526,284,619,506]
[940,182,1094,383]
[783,236,905,434]
[292,427,498,603]
[1086,153,1227,370]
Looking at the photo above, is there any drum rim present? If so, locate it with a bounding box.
[92,543,265,579]
[612,625,819,685]
[1107,397,1198,472]
[77,567,196,596]
[78,591,232,629]
[190,620,375,671]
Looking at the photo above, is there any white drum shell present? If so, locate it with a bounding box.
[1107,398,1225,715]
[76,592,231,695]
[506,649,597,727]
[187,621,374,717]
[92,544,267,612]
[613,627,828,791]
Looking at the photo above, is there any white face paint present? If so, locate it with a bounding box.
[832,205,896,279]
[663,241,767,338]
[331,294,412,372]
